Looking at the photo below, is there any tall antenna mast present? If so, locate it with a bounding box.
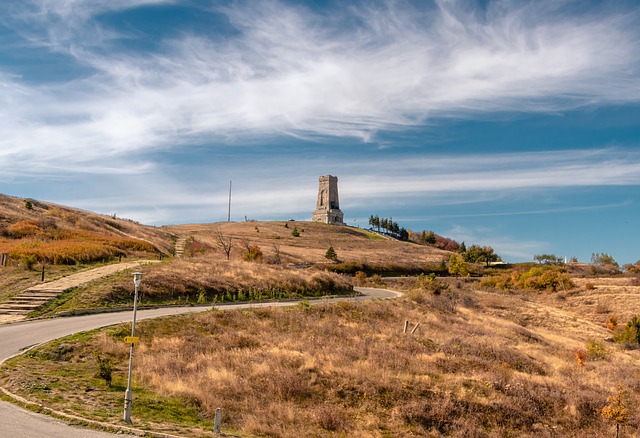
[227,180,232,222]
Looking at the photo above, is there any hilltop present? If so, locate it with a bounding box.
[1,194,454,270]
[164,221,453,267]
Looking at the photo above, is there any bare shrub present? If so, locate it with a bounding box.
[314,404,349,432]
[595,302,609,314]
[354,271,367,286]
[430,292,458,314]
[183,237,214,257]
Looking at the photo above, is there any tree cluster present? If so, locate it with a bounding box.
[533,254,564,265]
[368,215,408,241]
[368,216,501,266]
[409,230,460,252]
[591,252,619,268]
[462,244,501,267]
[623,260,640,274]
[591,252,620,275]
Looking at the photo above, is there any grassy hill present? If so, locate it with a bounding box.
[0,194,173,254]
[164,220,453,267]
[2,196,640,436]
[0,194,173,300]
[20,221,456,316]
[1,195,457,316]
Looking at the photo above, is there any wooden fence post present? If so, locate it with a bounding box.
[214,407,221,434]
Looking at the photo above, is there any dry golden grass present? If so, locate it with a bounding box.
[32,258,354,315]
[5,281,640,437]
[164,221,452,267]
[533,276,640,330]
[0,194,174,301]
[0,193,174,259]
[130,258,354,302]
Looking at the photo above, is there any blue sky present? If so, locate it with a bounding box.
[1,0,639,264]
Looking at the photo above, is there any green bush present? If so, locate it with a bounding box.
[414,273,448,296]
[448,254,468,277]
[585,339,609,360]
[614,316,640,345]
[94,353,113,386]
[243,245,264,262]
[481,267,573,292]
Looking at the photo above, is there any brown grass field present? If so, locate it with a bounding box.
[164,220,453,266]
[3,276,640,437]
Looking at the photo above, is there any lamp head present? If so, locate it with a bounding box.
[133,272,143,288]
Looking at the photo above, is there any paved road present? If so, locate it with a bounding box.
[0,287,401,437]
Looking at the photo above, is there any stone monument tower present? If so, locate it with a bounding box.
[312,175,344,225]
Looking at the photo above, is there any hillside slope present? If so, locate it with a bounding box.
[0,194,174,255]
[163,221,453,267]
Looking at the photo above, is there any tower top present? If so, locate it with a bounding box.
[312,175,344,225]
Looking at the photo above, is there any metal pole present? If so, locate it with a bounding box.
[124,272,142,423]
[227,180,232,222]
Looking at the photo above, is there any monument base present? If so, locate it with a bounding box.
[312,209,344,225]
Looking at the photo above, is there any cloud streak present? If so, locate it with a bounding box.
[40,147,640,226]
[0,0,639,175]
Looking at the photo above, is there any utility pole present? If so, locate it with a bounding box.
[227,180,232,222]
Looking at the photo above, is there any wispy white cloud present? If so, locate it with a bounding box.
[339,148,640,200]
[41,147,640,227]
[0,0,639,175]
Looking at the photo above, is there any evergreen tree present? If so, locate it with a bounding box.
[325,245,338,262]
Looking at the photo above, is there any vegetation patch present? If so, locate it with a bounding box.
[324,260,448,277]
[481,266,574,292]
[29,260,354,316]
[4,295,640,437]
[0,328,214,436]
[1,222,158,267]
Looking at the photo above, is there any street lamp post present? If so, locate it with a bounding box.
[123,271,143,423]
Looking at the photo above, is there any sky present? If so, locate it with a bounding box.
[1,0,639,264]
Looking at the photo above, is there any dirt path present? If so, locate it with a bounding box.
[0,261,160,324]
[27,261,159,292]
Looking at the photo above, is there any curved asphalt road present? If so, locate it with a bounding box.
[0,287,401,437]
